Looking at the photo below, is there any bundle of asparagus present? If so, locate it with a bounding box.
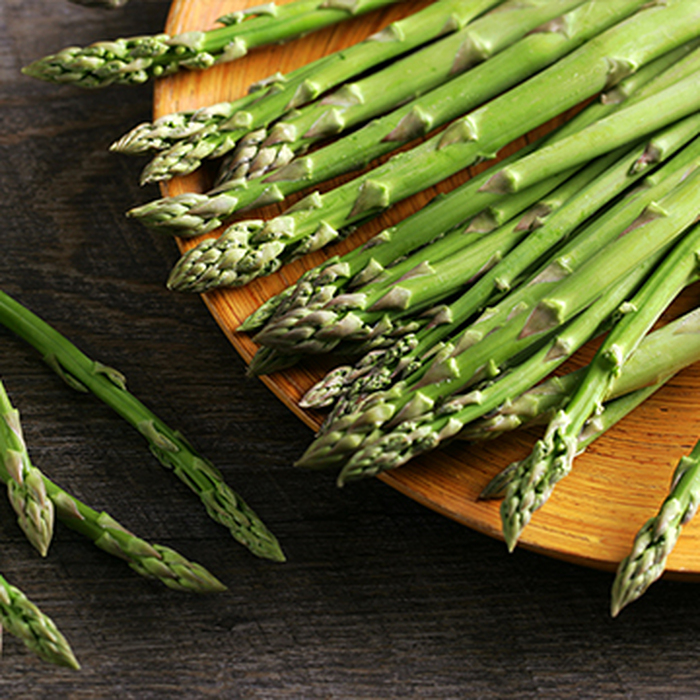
[298,145,700,467]
[22,0,405,87]
[149,0,700,304]
[178,3,700,613]
[238,39,700,373]
[114,0,507,185]
[230,37,697,344]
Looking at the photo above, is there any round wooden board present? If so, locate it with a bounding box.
[153,0,700,578]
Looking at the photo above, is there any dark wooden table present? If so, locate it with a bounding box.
[2,1,700,697]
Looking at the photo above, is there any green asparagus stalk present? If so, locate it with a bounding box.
[483,70,700,194]
[610,439,700,616]
[114,0,502,170]
[112,90,267,157]
[465,305,700,445]
[0,380,54,557]
[237,41,700,331]
[44,478,227,593]
[500,219,700,552]
[210,0,588,187]
[159,0,700,298]
[0,573,79,669]
[333,255,661,484]
[136,0,658,239]
[294,152,700,472]
[0,291,284,562]
[22,0,406,88]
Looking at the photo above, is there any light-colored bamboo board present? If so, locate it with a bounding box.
[153,0,700,578]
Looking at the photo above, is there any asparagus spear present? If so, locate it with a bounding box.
[483,69,700,194]
[500,219,700,552]
[159,0,700,294]
[465,305,700,445]
[113,0,502,165]
[44,478,227,593]
[611,439,700,617]
[135,0,655,239]
[0,291,284,562]
[112,90,266,157]
[0,574,79,669]
[295,154,700,472]
[237,42,700,331]
[208,0,590,187]
[0,380,54,557]
[22,0,406,88]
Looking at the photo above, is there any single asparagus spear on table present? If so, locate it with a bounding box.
[0,379,54,557]
[0,573,79,669]
[110,0,501,160]
[159,0,700,296]
[131,0,518,184]
[44,477,227,594]
[22,0,406,88]
[611,439,700,617]
[0,290,284,563]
